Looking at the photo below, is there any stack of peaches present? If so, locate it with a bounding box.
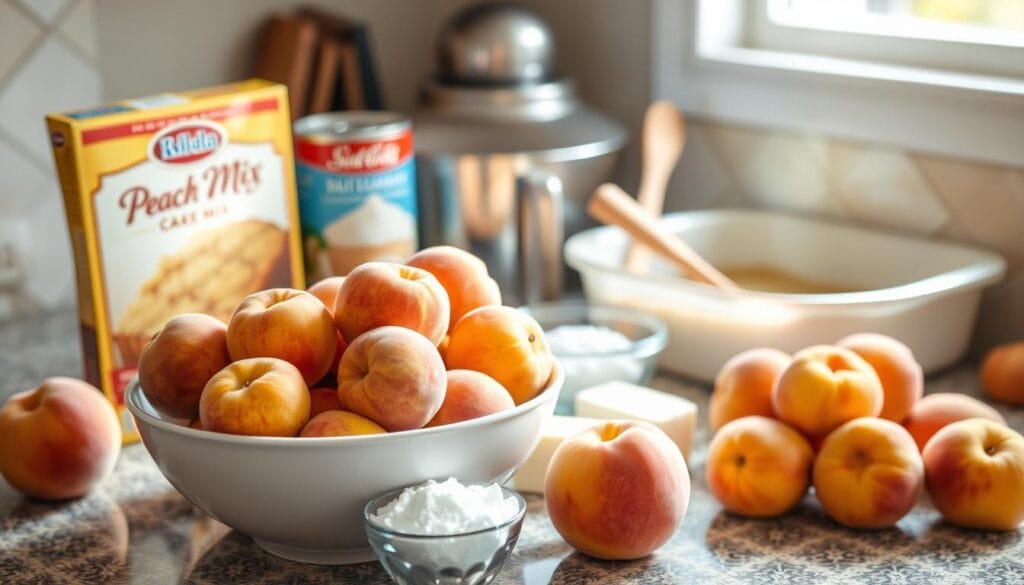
[138,246,555,438]
[705,334,1024,531]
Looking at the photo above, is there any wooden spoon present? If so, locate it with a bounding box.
[588,183,740,292]
[623,101,687,273]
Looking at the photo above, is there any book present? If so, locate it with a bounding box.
[253,15,319,120]
[308,36,342,114]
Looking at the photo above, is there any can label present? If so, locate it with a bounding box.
[295,128,417,280]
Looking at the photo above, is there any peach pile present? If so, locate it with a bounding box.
[705,333,1023,531]
[133,246,554,439]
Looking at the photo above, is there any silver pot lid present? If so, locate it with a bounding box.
[414,2,626,160]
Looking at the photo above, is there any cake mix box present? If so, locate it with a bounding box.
[47,79,305,442]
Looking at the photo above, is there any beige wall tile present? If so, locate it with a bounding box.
[0,36,101,163]
[0,1,41,79]
[16,0,68,23]
[57,0,96,60]
[831,143,950,235]
[702,122,841,216]
[665,120,736,211]
[917,155,1024,271]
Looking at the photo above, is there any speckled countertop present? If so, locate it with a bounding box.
[2,310,1024,584]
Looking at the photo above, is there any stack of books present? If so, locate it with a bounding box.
[253,7,384,120]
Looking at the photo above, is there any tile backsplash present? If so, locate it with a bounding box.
[0,0,99,319]
[668,118,1024,353]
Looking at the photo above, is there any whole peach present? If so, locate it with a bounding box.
[0,378,121,500]
[813,417,924,529]
[923,418,1024,530]
[307,277,349,374]
[337,326,447,431]
[335,262,450,346]
[227,289,337,386]
[709,348,790,432]
[902,393,1006,451]
[426,370,515,427]
[299,410,386,437]
[138,313,231,420]
[199,358,310,437]
[307,276,346,310]
[446,306,553,405]
[772,345,883,438]
[981,342,1024,405]
[309,387,343,418]
[406,246,501,331]
[838,333,923,422]
[705,416,813,518]
[545,421,690,560]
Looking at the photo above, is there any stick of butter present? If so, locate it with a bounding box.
[574,381,697,460]
[511,415,605,494]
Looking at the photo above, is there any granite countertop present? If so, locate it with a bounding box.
[2,310,1024,584]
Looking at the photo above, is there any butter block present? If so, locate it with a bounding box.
[574,381,697,460]
[511,415,605,494]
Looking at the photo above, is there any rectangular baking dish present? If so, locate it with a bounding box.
[564,209,1006,382]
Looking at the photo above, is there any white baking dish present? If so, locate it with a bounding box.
[564,209,1006,382]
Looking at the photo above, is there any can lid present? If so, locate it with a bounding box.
[294,111,410,140]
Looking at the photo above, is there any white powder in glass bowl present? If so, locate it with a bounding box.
[544,325,644,402]
[371,478,519,535]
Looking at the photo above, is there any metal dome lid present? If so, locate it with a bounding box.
[414,2,626,159]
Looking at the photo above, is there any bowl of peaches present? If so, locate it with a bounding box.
[126,247,561,565]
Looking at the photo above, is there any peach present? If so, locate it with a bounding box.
[837,333,923,422]
[406,245,501,331]
[138,313,231,420]
[446,306,554,405]
[545,420,689,560]
[199,358,310,437]
[771,345,883,438]
[227,288,337,386]
[188,418,204,430]
[981,341,1024,405]
[923,418,1024,530]
[307,276,348,374]
[902,393,1006,451]
[337,326,446,431]
[307,276,346,310]
[299,410,386,437]
[334,262,450,346]
[309,387,343,419]
[0,378,121,500]
[705,416,813,518]
[709,348,790,432]
[813,417,924,529]
[426,370,515,427]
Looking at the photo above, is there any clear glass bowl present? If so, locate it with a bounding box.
[363,483,527,585]
[519,301,667,414]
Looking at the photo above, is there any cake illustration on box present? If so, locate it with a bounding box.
[112,220,289,366]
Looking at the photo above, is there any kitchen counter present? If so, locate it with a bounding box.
[2,310,1024,584]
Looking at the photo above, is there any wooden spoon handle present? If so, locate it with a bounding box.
[587,183,740,291]
[624,101,686,273]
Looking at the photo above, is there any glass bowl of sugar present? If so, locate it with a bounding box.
[363,478,527,585]
[519,301,667,414]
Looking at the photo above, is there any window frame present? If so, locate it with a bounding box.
[652,0,1024,167]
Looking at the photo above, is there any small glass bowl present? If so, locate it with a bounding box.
[363,483,527,585]
[519,301,668,414]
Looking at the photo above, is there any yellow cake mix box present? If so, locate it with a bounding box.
[46,79,305,442]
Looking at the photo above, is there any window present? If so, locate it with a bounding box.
[754,0,1024,79]
[652,0,1024,166]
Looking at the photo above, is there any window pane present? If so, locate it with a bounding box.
[770,0,1024,37]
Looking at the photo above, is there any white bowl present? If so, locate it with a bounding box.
[565,209,1005,382]
[125,367,561,565]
